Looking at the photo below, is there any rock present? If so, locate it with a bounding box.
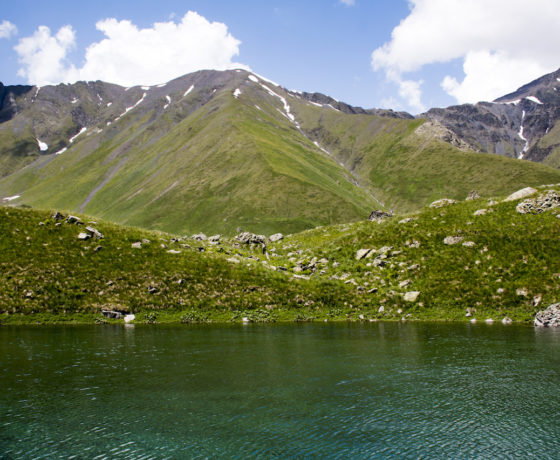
[378,306,385,313]
[534,303,560,327]
[533,295,542,307]
[85,226,104,239]
[93,246,102,252]
[269,233,284,242]
[356,248,373,260]
[399,217,414,224]
[503,187,537,202]
[368,288,378,294]
[485,318,494,324]
[242,317,251,323]
[399,279,411,288]
[430,198,457,208]
[403,291,420,302]
[473,209,488,216]
[488,200,498,206]
[465,190,480,201]
[235,232,266,245]
[368,210,393,222]
[516,287,528,297]
[516,190,560,214]
[167,249,181,254]
[377,246,393,255]
[77,232,91,240]
[124,314,135,323]
[470,318,477,323]
[131,242,142,249]
[148,286,158,294]
[226,257,240,264]
[465,309,472,317]
[462,241,476,248]
[497,288,505,294]
[502,317,513,325]
[66,215,83,225]
[444,236,464,245]
[142,239,151,244]
[407,264,420,271]
[208,235,221,244]
[405,240,420,248]
[52,211,64,221]
[102,310,123,319]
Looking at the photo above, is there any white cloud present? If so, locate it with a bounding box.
[15,11,246,87]
[372,0,560,106]
[340,0,355,6]
[14,25,76,85]
[0,20,17,39]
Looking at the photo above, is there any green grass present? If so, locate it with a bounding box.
[2,185,559,325]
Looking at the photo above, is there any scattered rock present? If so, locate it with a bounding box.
[208,235,221,244]
[148,286,158,294]
[85,226,104,239]
[102,310,123,319]
[533,295,542,307]
[131,242,142,249]
[52,211,64,221]
[66,215,83,225]
[516,190,560,214]
[534,303,560,327]
[462,241,476,248]
[235,232,266,245]
[503,187,537,202]
[465,308,473,318]
[488,200,498,206]
[473,209,489,216]
[226,257,240,264]
[142,239,151,244]
[167,249,181,254]
[430,198,457,208]
[77,232,91,240]
[368,288,378,294]
[444,236,464,245]
[485,318,494,324]
[405,240,420,248]
[368,210,393,222]
[502,317,513,325]
[465,190,480,201]
[497,288,505,294]
[399,217,414,224]
[356,248,373,260]
[378,306,385,313]
[399,279,411,288]
[403,291,420,302]
[516,287,528,297]
[93,246,102,252]
[269,233,284,242]
[124,314,135,323]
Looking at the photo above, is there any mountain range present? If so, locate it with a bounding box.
[1,68,560,235]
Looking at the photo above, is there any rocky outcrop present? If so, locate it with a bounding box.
[534,303,560,327]
[430,198,457,208]
[368,210,393,222]
[516,190,560,214]
[235,232,266,245]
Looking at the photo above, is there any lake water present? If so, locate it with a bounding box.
[1,322,560,459]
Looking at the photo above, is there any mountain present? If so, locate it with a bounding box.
[1,69,560,235]
[422,67,560,166]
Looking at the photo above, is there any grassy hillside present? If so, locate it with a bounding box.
[2,184,559,324]
[291,101,560,211]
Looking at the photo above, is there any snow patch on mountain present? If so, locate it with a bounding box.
[258,82,297,125]
[36,139,48,151]
[183,85,194,97]
[106,102,112,107]
[248,75,259,83]
[233,88,241,98]
[116,93,147,121]
[54,147,67,155]
[141,86,151,91]
[517,110,529,159]
[71,98,79,104]
[163,95,171,110]
[525,96,543,105]
[69,127,87,144]
[3,195,20,201]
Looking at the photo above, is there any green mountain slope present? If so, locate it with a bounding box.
[1,70,560,235]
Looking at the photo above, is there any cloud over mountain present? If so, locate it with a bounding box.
[372,0,560,108]
[15,11,246,87]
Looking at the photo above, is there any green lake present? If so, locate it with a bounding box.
[1,322,560,458]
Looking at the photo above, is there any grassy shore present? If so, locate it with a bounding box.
[1,185,559,325]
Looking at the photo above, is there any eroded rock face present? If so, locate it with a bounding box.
[534,303,560,327]
[516,190,560,214]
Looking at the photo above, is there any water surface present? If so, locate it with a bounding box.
[1,322,559,458]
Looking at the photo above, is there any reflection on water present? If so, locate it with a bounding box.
[1,323,560,458]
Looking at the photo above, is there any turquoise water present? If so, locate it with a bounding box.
[1,322,560,458]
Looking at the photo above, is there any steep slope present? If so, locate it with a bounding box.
[422,67,560,163]
[0,70,376,235]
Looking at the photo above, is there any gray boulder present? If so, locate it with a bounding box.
[534,303,560,327]
[192,233,207,241]
[516,190,560,214]
[430,198,457,208]
[66,215,83,225]
[269,233,284,242]
[77,232,91,240]
[235,232,266,245]
[444,236,464,245]
[368,210,393,222]
[504,187,537,202]
[85,226,104,239]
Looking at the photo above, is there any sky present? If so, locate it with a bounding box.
[1,0,559,114]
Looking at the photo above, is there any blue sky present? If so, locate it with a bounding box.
[1,0,559,114]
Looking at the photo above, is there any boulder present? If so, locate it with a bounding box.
[473,209,488,216]
[131,242,142,249]
[430,198,457,208]
[208,235,221,244]
[356,248,373,260]
[269,233,284,242]
[102,310,123,319]
[192,233,207,241]
[465,190,480,201]
[462,241,476,248]
[403,291,420,302]
[444,236,464,245]
[52,211,64,221]
[368,210,393,222]
[503,187,537,202]
[534,303,560,327]
[124,314,135,323]
[77,232,91,240]
[516,190,560,214]
[66,215,83,225]
[235,232,266,245]
[85,226,104,239]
